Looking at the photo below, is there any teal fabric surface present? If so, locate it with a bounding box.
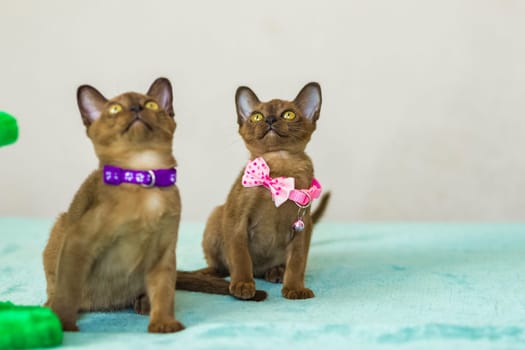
[0,218,524,349]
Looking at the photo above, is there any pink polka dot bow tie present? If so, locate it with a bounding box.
[242,157,322,207]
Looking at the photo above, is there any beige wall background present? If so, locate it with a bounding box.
[1,0,524,221]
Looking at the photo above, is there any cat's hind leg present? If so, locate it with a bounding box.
[133,294,150,315]
[202,205,229,275]
[264,264,285,283]
[49,221,102,331]
[42,213,67,306]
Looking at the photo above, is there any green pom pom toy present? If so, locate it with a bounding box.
[0,302,63,349]
[0,111,19,147]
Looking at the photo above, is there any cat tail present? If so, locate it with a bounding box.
[311,192,331,224]
[176,270,267,301]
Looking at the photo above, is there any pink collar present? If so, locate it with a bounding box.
[289,178,322,207]
[242,157,322,208]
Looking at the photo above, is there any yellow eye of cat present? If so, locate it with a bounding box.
[250,112,264,123]
[145,101,159,110]
[282,110,296,120]
[108,104,122,115]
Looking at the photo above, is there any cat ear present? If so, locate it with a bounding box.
[77,85,108,127]
[147,77,174,117]
[235,86,260,124]
[294,82,322,121]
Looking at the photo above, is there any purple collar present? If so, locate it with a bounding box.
[103,165,177,187]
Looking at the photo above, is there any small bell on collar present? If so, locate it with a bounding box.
[292,218,305,232]
[292,205,308,233]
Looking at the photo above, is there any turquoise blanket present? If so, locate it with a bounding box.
[1,218,524,349]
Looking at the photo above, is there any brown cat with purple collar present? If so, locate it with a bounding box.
[43,78,185,332]
[201,82,330,300]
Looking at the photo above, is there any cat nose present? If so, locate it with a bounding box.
[130,104,143,113]
[265,116,277,125]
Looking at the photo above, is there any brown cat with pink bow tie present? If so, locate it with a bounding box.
[201,83,330,300]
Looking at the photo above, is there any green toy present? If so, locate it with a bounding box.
[0,302,63,349]
[0,115,61,348]
[0,111,19,147]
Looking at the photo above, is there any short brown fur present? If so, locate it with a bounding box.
[201,82,328,300]
[43,78,184,332]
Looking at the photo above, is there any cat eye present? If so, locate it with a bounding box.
[108,104,122,115]
[145,101,159,111]
[250,112,264,123]
[282,110,296,120]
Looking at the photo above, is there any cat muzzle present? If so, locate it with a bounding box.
[124,116,153,133]
[262,127,285,138]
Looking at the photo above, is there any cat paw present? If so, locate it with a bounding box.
[62,321,80,332]
[148,319,185,333]
[264,265,285,283]
[48,302,78,331]
[229,281,256,300]
[133,294,151,315]
[282,287,315,300]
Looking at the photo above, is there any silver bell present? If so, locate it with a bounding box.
[292,218,305,232]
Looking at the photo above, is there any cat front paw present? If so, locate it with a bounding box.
[148,319,185,333]
[282,287,315,300]
[229,281,256,300]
